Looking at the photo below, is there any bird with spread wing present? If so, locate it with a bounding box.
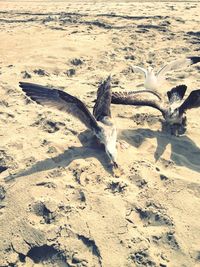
[19,76,118,168]
[132,56,200,91]
[112,84,200,136]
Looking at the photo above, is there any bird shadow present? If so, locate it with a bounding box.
[119,126,200,173]
[4,130,114,182]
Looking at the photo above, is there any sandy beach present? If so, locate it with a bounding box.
[0,1,200,266]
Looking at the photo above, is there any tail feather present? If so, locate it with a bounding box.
[167,85,187,103]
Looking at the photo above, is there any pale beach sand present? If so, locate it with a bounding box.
[0,1,200,266]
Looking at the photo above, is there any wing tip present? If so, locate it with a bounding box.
[105,75,112,87]
[19,82,27,93]
[187,56,200,65]
[19,81,35,91]
[176,84,187,90]
[167,84,187,102]
[19,81,24,87]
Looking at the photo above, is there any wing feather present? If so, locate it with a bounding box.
[179,89,200,114]
[123,89,162,100]
[93,76,112,121]
[111,91,165,115]
[19,82,100,132]
[157,57,200,79]
[167,85,187,103]
[132,66,147,77]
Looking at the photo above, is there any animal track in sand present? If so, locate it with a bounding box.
[129,249,157,267]
[64,68,76,77]
[151,231,180,251]
[21,70,31,79]
[33,69,49,76]
[20,245,68,266]
[0,185,6,201]
[31,116,66,133]
[30,201,57,224]
[36,181,57,189]
[131,204,174,227]
[70,58,84,66]
[0,149,18,172]
[132,113,160,126]
[105,181,128,194]
[0,111,15,123]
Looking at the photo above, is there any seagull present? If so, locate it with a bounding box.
[112,85,200,136]
[132,56,200,91]
[19,76,118,168]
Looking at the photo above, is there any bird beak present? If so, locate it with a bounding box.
[113,161,119,169]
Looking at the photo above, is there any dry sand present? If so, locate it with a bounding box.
[0,1,200,266]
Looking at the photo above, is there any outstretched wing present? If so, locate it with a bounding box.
[123,89,162,100]
[179,89,200,114]
[157,56,200,79]
[111,91,165,116]
[93,76,112,121]
[167,85,187,103]
[132,66,147,77]
[19,82,100,132]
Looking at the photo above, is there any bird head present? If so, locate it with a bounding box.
[96,122,118,168]
[105,144,118,168]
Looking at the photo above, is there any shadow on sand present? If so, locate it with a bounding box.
[4,130,114,182]
[120,127,200,173]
